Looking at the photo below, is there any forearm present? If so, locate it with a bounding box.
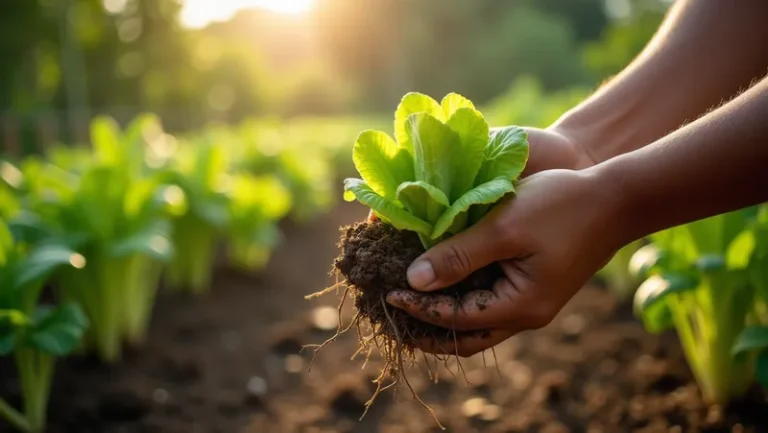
[553,0,768,165]
[597,76,768,246]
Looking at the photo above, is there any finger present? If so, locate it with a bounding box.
[406,220,510,291]
[387,279,524,331]
[414,328,515,357]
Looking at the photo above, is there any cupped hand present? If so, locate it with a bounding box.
[385,168,629,357]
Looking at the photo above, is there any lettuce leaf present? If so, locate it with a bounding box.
[343,92,528,248]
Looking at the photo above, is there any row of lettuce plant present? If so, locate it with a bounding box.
[0,113,341,432]
[630,205,768,404]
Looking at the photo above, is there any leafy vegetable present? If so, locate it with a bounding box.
[6,116,177,361]
[631,206,768,403]
[343,92,529,247]
[0,221,89,433]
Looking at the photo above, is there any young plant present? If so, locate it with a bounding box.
[231,120,333,223]
[0,221,89,433]
[310,92,528,424]
[161,140,230,295]
[343,92,528,248]
[631,205,768,404]
[225,174,291,271]
[8,116,176,361]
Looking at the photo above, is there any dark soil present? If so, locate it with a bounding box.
[331,221,502,354]
[1,203,768,433]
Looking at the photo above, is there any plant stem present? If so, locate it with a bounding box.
[0,397,31,432]
[123,257,163,346]
[14,348,54,433]
[671,277,754,404]
[168,216,216,295]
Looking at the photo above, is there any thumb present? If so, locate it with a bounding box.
[407,222,506,292]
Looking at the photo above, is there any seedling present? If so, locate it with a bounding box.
[308,92,528,426]
[0,222,88,432]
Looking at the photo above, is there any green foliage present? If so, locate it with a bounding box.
[631,206,768,404]
[0,220,89,433]
[595,239,645,299]
[344,92,528,248]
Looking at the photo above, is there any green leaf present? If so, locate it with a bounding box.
[396,181,449,223]
[685,210,752,256]
[343,178,433,236]
[110,220,174,261]
[726,229,756,270]
[732,326,768,358]
[28,303,89,356]
[695,254,725,273]
[90,116,124,165]
[12,243,84,293]
[352,130,414,200]
[441,93,475,118]
[432,178,515,239]
[7,210,54,245]
[0,221,12,267]
[633,273,698,334]
[193,199,229,228]
[649,226,699,264]
[445,108,489,200]
[394,93,443,154]
[0,310,29,355]
[474,126,529,186]
[628,244,667,279]
[407,113,461,198]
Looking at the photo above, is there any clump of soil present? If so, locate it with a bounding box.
[309,221,502,425]
[333,221,501,350]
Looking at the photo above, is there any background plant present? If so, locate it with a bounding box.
[632,206,768,404]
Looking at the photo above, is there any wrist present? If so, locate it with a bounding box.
[549,91,646,166]
[582,158,645,251]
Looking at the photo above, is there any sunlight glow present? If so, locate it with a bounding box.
[181,0,316,28]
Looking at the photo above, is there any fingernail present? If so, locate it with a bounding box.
[407,260,435,289]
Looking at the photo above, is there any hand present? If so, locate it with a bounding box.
[385,169,628,357]
[513,126,595,177]
[367,126,594,222]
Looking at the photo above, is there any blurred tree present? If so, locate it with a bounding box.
[0,0,673,147]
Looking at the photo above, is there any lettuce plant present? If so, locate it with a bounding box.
[231,120,333,223]
[0,222,88,433]
[631,206,768,403]
[225,175,291,271]
[343,92,529,248]
[161,140,230,295]
[8,116,176,361]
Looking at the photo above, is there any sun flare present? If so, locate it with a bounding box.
[181,0,316,28]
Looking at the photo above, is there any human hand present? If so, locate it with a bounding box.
[385,168,628,357]
[367,126,594,222]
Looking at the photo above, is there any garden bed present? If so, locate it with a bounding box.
[2,203,767,433]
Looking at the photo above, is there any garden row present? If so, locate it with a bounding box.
[0,113,369,432]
